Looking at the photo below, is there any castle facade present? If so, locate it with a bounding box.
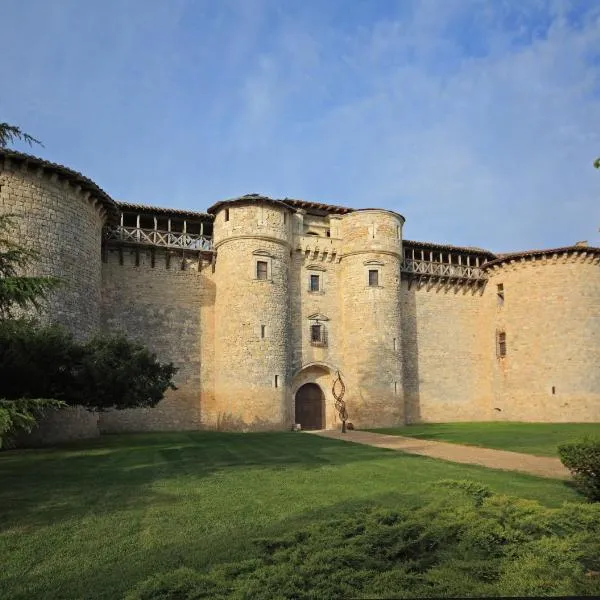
[1,149,599,442]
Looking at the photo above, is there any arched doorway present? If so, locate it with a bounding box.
[295,383,324,430]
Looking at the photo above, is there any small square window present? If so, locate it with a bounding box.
[368,269,379,287]
[310,274,320,292]
[256,261,268,280]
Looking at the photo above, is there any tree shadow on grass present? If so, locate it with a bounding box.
[0,432,399,533]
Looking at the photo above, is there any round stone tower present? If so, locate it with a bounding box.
[339,208,405,427]
[484,247,600,422]
[208,195,293,430]
[0,150,116,337]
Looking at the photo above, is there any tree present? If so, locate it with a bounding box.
[0,214,61,318]
[0,122,42,149]
[594,158,600,169]
[0,320,177,412]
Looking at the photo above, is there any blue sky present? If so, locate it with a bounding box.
[1,0,599,252]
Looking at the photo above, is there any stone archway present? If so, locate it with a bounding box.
[295,383,324,430]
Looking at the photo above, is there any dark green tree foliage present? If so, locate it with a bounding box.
[0,398,64,449]
[559,439,600,502]
[0,214,60,318]
[126,483,600,599]
[0,122,42,148]
[0,319,177,412]
[73,335,178,411]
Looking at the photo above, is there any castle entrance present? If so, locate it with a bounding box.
[295,383,324,430]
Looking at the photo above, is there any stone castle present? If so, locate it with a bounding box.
[1,149,599,442]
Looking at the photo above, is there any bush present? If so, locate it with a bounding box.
[0,319,177,412]
[126,484,600,599]
[558,438,600,502]
[0,398,64,448]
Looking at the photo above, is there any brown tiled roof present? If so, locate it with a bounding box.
[0,149,118,221]
[483,245,600,268]
[206,193,352,215]
[116,200,211,220]
[404,239,496,258]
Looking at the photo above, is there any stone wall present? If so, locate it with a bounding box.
[14,406,100,447]
[485,253,600,422]
[210,202,292,430]
[401,280,490,423]
[339,210,404,427]
[99,247,213,432]
[0,158,105,337]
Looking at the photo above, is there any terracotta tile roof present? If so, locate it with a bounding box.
[403,239,497,258]
[206,193,352,215]
[483,245,600,267]
[0,149,118,220]
[116,200,211,220]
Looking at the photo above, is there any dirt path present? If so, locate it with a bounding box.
[309,429,570,480]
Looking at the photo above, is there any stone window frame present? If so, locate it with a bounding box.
[364,259,384,288]
[497,283,505,307]
[496,330,507,358]
[252,249,273,281]
[306,264,326,294]
[307,313,329,347]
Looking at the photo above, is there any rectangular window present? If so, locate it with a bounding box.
[310,274,320,292]
[311,324,321,343]
[224,208,230,222]
[274,375,279,388]
[497,331,507,357]
[497,283,504,306]
[368,269,379,287]
[260,325,266,339]
[256,261,268,280]
[393,337,397,351]
[283,212,287,224]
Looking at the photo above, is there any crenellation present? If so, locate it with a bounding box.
[1,147,598,444]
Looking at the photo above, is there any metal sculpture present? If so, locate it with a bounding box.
[332,370,348,433]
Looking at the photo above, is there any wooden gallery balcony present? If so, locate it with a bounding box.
[104,206,214,253]
[401,243,492,287]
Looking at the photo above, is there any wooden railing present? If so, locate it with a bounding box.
[105,226,213,251]
[401,258,486,281]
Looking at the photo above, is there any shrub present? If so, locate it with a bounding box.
[126,484,600,599]
[0,319,177,412]
[0,398,64,448]
[558,438,600,502]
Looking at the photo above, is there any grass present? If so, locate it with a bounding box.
[0,431,588,600]
[369,422,600,456]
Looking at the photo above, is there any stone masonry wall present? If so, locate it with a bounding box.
[484,254,600,422]
[211,202,291,430]
[99,247,213,432]
[0,161,105,337]
[340,210,404,428]
[401,280,491,423]
[289,233,343,428]
[0,160,106,446]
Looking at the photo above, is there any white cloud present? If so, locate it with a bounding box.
[1,0,599,252]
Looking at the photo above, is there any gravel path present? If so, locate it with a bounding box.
[309,429,570,480]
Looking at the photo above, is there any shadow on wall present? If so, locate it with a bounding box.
[401,284,420,424]
[214,412,286,432]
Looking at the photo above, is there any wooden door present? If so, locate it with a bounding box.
[295,383,324,430]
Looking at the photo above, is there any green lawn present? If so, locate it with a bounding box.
[369,422,600,456]
[0,431,588,600]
